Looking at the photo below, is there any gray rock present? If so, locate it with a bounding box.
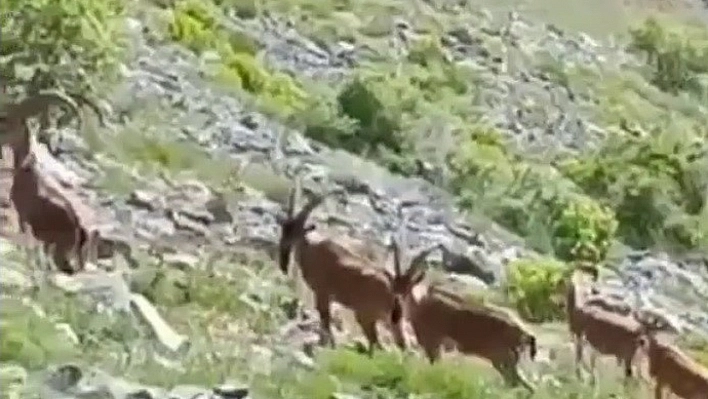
[212,383,248,399]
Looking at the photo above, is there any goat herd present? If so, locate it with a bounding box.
[1,91,707,398]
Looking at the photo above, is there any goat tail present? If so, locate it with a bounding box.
[391,297,403,325]
[526,335,537,361]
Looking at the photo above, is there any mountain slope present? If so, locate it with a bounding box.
[2,0,708,398]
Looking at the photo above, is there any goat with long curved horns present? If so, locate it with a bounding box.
[276,175,407,355]
[1,89,100,273]
[389,236,537,392]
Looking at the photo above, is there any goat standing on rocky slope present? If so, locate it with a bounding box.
[276,175,407,355]
[565,264,646,383]
[637,314,708,399]
[390,238,537,392]
[0,90,99,274]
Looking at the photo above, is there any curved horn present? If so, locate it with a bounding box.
[7,90,80,124]
[391,236,402,277]
[66,92,107,128]
[286,174,300,218]
[293,192,325,225]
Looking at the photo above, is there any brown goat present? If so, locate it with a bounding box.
[390,238,537,392]
[1,91,98,274]
[276,176,406,355]
[565,265,645,383]
[637,316,708,399]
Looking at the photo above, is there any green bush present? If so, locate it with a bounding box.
[628,17,708,96]
[167,0,306,118]
[559,126,708,251]
[504,257,569,322]
[2,0,126,93]
[335,77,404,154]
[299,34,479,161]
[0,298,78,369]
[552,195,618,263]
[168,0,221,54]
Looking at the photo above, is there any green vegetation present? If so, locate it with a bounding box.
[0,240,651,399]
[3,0,708,396]
[504,257,568,322]
[160,0,708,259]
[166,0,308,118]
[0,297,79,369]
[628,17,708,97]
[2,0,126,94]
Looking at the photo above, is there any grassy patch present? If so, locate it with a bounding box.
[164,0,310,119]
[0,297,79,370]
[260,347,649,399]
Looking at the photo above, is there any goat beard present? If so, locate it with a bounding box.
[278,244,292,274]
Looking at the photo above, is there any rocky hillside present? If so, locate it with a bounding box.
[2,0,708,398]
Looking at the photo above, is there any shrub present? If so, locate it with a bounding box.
[559,126,707,251]
[168,0,221,54]
[2,0,126,93]
[167,0,305,117]
[552,195,618,263]
[0,298,78,369]
[336,77,404,154]
[628,17,708,96]
[504,257,569,322]
[218,52,308,116]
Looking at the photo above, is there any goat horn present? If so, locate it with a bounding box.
[7,90,80,124]
[67,92,107,127]
[286,174,299,218]
[409,244,439,271]
[390,236,402,277]
[294,191,325,225]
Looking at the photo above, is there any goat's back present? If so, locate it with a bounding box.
[647,338,708,398]
[580,307,642,358]
[295,234,396,319]
[411,292,529,361]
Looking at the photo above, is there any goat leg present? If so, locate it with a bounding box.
[588,350,599,386]
[51,245,74,274]
[622,357,634,381]
[515,369,535,394]
[354,313,382,357]
[388,320,407,351]
[494,357,535,393]
[573,336,585,379]
[315,296,335,348]
[653,383,664,399]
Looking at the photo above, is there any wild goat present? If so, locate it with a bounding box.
[276,176,406,355]
[0,90,100,274]
[565,264,645,382]
[637,314,708,399]
[389,238,537,392]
